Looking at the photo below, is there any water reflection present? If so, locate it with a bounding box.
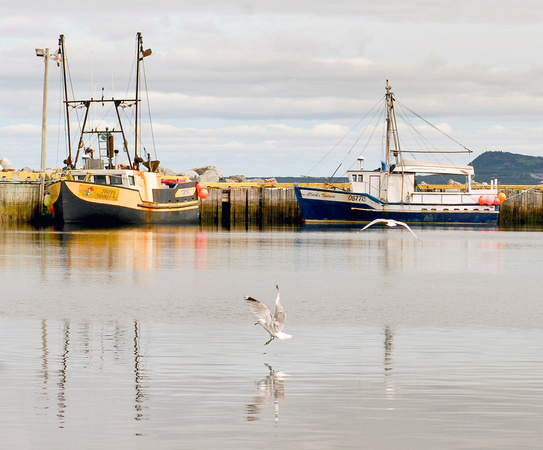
[384,325,394,374]
[3,225,543,447]
[2,316,543,447]
[37,319,147,432]
[57,321,69,428]
[247,363,288,423]
[133,321,146,425]
[384,325,396,401]
[0,224,512,283]
[56,225,204,272]
[0,225,206,277]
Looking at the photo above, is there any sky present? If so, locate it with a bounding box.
[1,0,543,177]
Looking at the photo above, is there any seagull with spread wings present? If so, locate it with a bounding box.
[360,218,420,240]
[245,284,292,345]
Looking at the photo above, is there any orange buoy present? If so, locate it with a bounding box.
[478,196,485,205]
[498,192,506,202]
[493,197,501,205]
[198,188,209,199]
[485,196,494,206]
[196,182,204,191]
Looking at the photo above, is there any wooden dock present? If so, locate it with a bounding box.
[0,179,45,224]
[199,183,305,228]
[199,183,543,227]
[1,178,543,227]
[499,187,543,226]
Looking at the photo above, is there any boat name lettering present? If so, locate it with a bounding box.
[306,191,337,199]
[78,184,120,201]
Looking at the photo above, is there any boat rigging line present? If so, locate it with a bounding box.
[305,85,476,184]
[501,182,543,202]
[395,100,473,155]
[304,96,384,180]
[139,51,158,162]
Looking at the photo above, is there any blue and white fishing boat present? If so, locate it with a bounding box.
[294,81,503,224]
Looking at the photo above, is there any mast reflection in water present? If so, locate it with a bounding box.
[2,225,543,448]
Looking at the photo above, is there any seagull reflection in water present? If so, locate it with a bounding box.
[247,363,288,423]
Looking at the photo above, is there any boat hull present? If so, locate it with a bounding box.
[294,185,499,224]
[50,179,199,225]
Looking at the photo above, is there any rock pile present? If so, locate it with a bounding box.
[0,158,11,171]
[179,165,224,182]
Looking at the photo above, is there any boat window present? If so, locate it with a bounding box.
[75,175,86,181]
[94,175,107,185]
[110,175,123,185]
[128,176,135,186]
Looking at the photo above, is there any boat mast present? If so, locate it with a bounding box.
[59,35,74,169]
[59,33,151,171]
[383,81,404,201]
[134,33,142,170]
[133,32,153,171]
[385,80,401,169]
[385,81,392,173]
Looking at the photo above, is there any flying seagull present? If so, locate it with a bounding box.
[360,218,420,240]
[245,284,292,345]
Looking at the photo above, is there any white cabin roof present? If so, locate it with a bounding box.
[392,158,474,176]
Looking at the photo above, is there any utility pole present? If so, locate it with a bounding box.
[36,48,49,171]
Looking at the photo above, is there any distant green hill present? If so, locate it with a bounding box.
[412,151,543,185]
[471,151,543,185]
[261,151,543,185]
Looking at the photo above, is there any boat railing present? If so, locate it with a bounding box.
[410,190,498,205]
[417,184,467,192]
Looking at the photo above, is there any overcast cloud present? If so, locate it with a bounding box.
[1,0,543,176]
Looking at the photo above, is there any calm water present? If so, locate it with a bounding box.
[1,224,543,448]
